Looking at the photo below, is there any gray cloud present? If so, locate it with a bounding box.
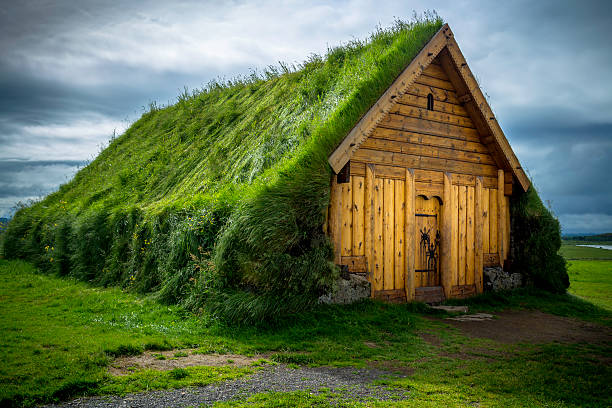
[0,0,611,233]
[0,160,83,216]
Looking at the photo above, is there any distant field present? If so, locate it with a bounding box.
[561,242,612,310]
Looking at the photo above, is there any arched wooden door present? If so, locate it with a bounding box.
[414,196,441,288]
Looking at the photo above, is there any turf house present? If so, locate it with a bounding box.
[2,18,567,323]
[326,24,529,303]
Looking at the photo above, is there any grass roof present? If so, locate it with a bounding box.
[4,17,446,322]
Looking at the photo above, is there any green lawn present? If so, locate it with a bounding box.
[0,259,610,407]
[560,243,612,310]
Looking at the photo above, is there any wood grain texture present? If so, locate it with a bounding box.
[457,186,467,286]
[466,186,475,286]
[474,177,484,294]
[441,172,453,298]
[505,195,510,264]
[389,104,475,128]
[415,74,456,92]
[422,63,450,80]
[397,92,468,116]
[484,253,500,267]
[451,184,459,290]
[361,137,495,165]
[380,113,481,141]
[364,164,375,283]
[341,256,367,273]
[451,284,476,299]
[328,24,451,173]
[394,179,406,291]
[341,181,353,256]
[498,169,505,265]
[371,127,491,153]
[351,148,499,178]
[352,176,365,256]
[489,188,498,254]
[383,178,395,290]
[405,169,415,301]
[329,177,342,264]
[483,187,490,254]
[373,177,384,291]
[404,82,461,105]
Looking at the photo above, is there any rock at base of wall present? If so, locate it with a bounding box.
[483,266,522,292]
[319,274,371,304]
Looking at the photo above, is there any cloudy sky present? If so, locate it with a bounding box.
[1,0,611,233]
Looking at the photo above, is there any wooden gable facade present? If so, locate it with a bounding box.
[327,24,529,303]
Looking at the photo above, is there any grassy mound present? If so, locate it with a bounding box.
[2,17,444,322]
[510,187,569,293]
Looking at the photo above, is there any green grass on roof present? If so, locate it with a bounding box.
[3,16,445,323]
[35,16,443,215]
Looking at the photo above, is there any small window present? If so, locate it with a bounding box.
[427,93,434,111]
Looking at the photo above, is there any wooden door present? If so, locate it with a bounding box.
[414,196,441,288]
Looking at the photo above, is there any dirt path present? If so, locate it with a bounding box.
[43,366,407,408]
[442,310,612,344]
[44,310,611,407]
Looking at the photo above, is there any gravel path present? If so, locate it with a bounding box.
[43,366,408,407]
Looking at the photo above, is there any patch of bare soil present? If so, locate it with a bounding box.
[108,349,264,376]
[418,332,442,347]
[444,310,612,344]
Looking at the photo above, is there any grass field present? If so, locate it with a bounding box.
[560,242,612,310]
[0,259,610,407]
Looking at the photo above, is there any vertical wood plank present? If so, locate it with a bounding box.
[352,176,365,256]
[458,186,467,286]
[341,181,353,256]
[489,189,498,254]
[483,188,490,254]
[405,169,415,301]
[394,179,405,291]
[441,173,453,299]
[383,179,395,290]
[373,177,384,291]
[329,177,342,265]
[365,165,375,283]
[466,186,475,285]
[474,178,484,294]
[451,184,459,294]
[505,196,511,263]
[498,169,505,265]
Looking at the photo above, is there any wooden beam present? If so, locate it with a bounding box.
[441,172,453,298]
[498,169,505,265]
[329,177,342,264]
[364,164,375,283]
[474,177,484,294]
[405,168,415,301]
[328,24,452,173]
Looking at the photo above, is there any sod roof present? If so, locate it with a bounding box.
[30,18,443,218]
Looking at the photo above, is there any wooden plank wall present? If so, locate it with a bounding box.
[329,169,510,298]
[328,57,511,300]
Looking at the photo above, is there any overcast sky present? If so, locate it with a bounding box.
[1,0,611,234]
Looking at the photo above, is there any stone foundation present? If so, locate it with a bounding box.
[319,273,371,304]
[483,266,522,292]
